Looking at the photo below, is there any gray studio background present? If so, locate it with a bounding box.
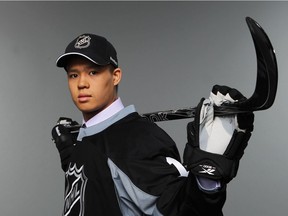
[0,1,286,216]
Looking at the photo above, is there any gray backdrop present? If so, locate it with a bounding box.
[0,1,286,216]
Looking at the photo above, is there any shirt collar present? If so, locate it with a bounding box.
[77,104,136,141]
[83,97,124,127]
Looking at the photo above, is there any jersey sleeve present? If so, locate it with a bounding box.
[107,118,226,216]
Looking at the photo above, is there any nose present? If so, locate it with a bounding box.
[78,74,89,89]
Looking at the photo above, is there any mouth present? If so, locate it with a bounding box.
[78,94,92,102]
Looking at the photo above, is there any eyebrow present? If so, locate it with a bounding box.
[66,65,109,75]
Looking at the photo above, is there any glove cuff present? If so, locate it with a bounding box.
[187,147,239,183]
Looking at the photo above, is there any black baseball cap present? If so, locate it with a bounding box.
[56,33,118,68]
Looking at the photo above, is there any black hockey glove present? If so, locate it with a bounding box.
[183,85,254,183]
[51,117,81,172]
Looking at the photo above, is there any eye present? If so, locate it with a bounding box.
[68,73,78,79]
[89,71,99,76]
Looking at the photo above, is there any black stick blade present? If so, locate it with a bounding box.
[142,17,278,122]
[236,17,278,111]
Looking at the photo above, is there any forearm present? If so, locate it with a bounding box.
[156,173,226,216]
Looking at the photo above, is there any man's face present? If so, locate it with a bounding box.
[66,56,121,121]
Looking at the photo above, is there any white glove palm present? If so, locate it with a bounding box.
[199,91,241,154]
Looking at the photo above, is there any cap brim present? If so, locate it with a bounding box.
[56,52,101,68]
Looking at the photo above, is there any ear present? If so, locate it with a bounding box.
[112,67,122,86]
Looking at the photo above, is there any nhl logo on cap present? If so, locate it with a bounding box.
[74,35,91,49]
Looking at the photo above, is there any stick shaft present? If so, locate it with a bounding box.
[141,105,249,122]
[141,107,196,122]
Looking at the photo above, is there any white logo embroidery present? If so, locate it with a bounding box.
[74,35,91,49]
[199,164,216,175]
[63,164,88,216]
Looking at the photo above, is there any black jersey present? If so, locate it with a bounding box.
[62,105,226,216]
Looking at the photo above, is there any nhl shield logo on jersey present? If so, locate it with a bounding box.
[74,35,91,49]
[63,163,88,216]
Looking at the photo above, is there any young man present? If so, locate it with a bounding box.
[52,34,254,216]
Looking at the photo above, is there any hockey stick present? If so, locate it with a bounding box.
[141,17,278,122]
